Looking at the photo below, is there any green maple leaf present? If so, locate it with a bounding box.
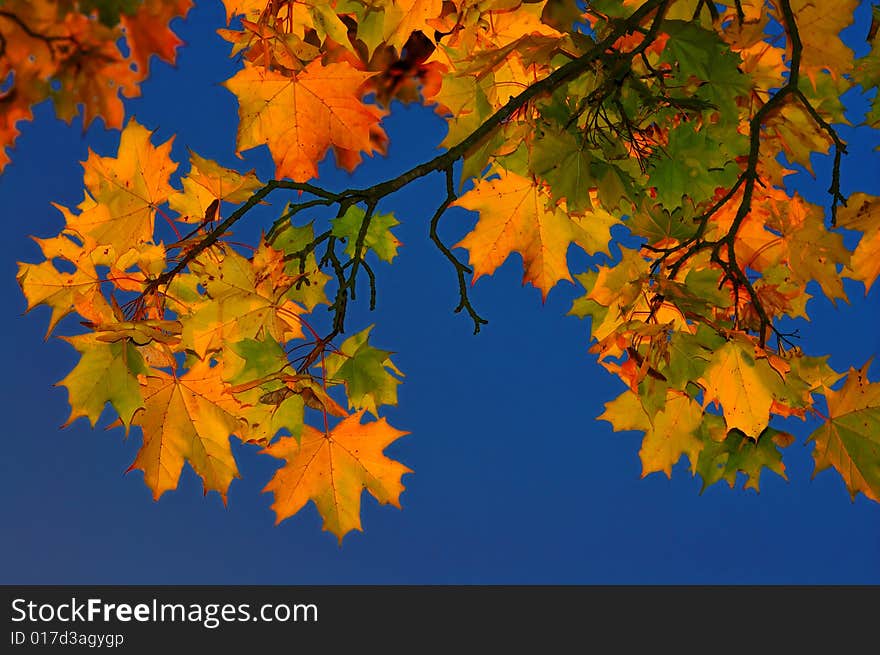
[324,326,403,417]
[696,420,791,493]
[226,337,289,386]
[271,220,331,311]
[57,334,147,429]
[660,328,720,391]
[660,20,729,82]
[659,21,752,123]
[648,124,741,209]
[529,127,596,213]
[225,337,304,445]
[332,206,401,263]
[628,203,697,244]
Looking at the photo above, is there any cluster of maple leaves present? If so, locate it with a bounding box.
[9,0,880,541]
[0,0,193,170]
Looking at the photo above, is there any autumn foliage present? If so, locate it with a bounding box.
[8,0,880,542]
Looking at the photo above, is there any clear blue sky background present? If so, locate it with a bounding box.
[1,2,878,583]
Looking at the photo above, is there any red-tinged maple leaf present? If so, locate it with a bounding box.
[51,12,142,130]
[122,0,193,76]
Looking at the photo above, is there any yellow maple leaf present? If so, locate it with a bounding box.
[168,151,263,222]
[56,332,147,429]
[379,0,443,52]
[182,247,305,358]
[67,119,177,254]
[787,0,857,85]
[17,233,114,336]
[700,338,785,438]
[599,390,704,478]
[224,59,385,182]
[262,410,411,542]
[639,392,705,478]
[129,360,245,502]
[452,169,618,298]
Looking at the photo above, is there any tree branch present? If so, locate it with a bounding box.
[143,0,670,345]
[644,0,847,350]
[429,166,488,334]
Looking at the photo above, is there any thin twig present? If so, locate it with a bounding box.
[429,167,488,333]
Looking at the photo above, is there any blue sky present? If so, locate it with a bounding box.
[0,1,878,583]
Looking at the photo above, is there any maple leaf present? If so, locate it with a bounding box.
[808,363,880,503]
[453,169,618,298]
[599,390,704,478]
[784,0,857,85]
[129,360,246,502]
[324,326,403,417]
[49,12,142,130]
[169,151,263,222]
[837,193,880,292]
[638,393,705,477]
[700,337,789,438]
[696,418,792,492]
[57,333,147,429]
[262,410,411,542]
[528,127,600,213]
[17,232,114,336]
[763,99,834,174]
[648,124,744,209]
[331,205,401,263]
[66,119,177,255]
[121,0,193,75]
[224,60,385,182]
[182,246,305,358]
[371,0,442,53]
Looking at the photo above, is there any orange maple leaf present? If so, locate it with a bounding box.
[262,410,411,542]
[121,0,193,76]
[453,169,617,298]
[224,59,385,182]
